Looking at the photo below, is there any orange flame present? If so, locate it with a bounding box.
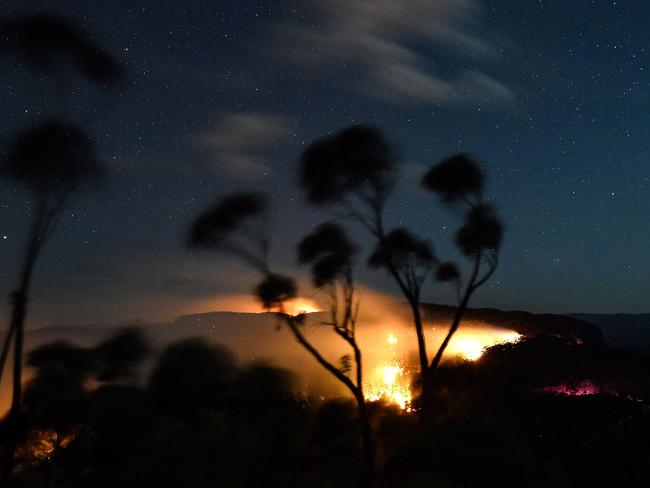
[364,333,413,411]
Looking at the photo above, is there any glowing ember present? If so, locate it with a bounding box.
[18,430,74,460]
[447,329,521,361]
[364,333,413,411]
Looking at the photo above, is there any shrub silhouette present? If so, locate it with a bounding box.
[94,327,150,382]
[148,338,236,415]
[7,331,650,487]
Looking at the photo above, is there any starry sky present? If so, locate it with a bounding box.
[1,0,648,327]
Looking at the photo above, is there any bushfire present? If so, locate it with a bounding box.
[364,333,413,411]
[363,328,521,411]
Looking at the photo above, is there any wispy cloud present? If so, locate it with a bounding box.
[189,112,294,180]
[275,0,515,107]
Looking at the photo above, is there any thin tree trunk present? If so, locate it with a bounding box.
[409,299,428,378]
[428,290,473,373]
[421,254,482,421]
[428,253,481,373]
[1,212,44,487]
[355,393,375,485]
[0,324,15,389]
[282,315,375,482]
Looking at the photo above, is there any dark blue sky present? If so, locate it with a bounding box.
[1,0,648,326]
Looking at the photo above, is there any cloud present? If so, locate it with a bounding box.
[275,0,515,107]
[189,112,294,180]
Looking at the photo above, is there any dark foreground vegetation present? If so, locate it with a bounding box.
[1,329,649,488]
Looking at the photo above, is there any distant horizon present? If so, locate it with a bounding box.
[9,302,650,334]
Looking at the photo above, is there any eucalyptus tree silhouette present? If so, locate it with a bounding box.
[0,10,124,404]
[297,223,375,480]
[0,120,104,485]
[188,195,376,481]
[299,126,437,408]
[0,14,123,483]
[299,127,503,420]
[421,154,503,377]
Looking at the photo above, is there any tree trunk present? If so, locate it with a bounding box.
[1,214,43,488]
[283,315,375,483]
[421,257,482,421]
[355,393,375,485]
[428,289,473,374]
[0,325,15,389]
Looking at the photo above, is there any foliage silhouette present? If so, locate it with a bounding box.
[0,14,123,86]
[187,197,377,481]
[188,192,270,273]
[5,330,650,487]
[255,274,297,309]
[420,153,484,204]
[300,125,396,206]
[94,327,150,382]
[367,228,437,294]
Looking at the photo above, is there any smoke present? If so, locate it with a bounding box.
[1,288,521,415]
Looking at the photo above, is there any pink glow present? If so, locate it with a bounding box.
[542,380,602,396]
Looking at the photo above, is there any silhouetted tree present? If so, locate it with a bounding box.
[297,223,375,480]
[0,12,124,382]
[299,126,436,414]
[188,196,376,481]
[0,120,105,485]
[0,14,123,484]
[422,155,503,386]
[367,227,438,376]
[299,127,503,421]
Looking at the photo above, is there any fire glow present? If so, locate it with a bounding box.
[362,328,521,411]
[446,329,521,361]
[277,298,322,316]
[364,333,413,411]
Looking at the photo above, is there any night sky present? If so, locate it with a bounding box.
[1,0,648,328]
